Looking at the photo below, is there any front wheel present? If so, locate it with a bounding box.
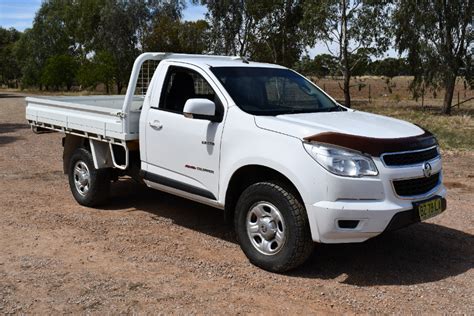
[68,147,110,207]
[234,182,314,272]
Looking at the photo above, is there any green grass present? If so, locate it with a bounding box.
[355,103,474,151]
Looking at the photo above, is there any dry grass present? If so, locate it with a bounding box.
[355,102,473,151]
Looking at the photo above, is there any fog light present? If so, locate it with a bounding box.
[338,220,359,229]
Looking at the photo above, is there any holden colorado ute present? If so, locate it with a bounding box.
[25,53,447,272]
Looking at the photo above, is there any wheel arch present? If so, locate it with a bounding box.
[224,164,305,223]
[62,134,86,174]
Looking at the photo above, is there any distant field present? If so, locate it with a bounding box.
[312,76,474,107]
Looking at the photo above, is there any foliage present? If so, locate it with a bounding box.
[0,27,21,87]
[7,0,186,92]
[41,55,79,90]
[368,57,410,77]
[301,0,393,107]
[13,29,43,88]
[293,54,339,77]
[144,12,209,54]
[196,0,306,67]
[12,0,79,89]
[77,51,116,93]
[247,0,306,67]
[393,0,473,114]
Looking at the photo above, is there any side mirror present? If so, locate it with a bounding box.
[183,98,216,121]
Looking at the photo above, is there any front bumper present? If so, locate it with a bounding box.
[306,185,447,243]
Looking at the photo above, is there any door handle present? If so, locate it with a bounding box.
[149,120,163,130]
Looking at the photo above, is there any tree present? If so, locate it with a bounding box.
[144,13,209,54]
[42,55,79,90]
[301,0,393,107]
[13,0,77,89]
[13,0,185,91]
[196,0,306,67]
[368,57,410,77]
[293,53,338,77]
[195,0,258,56]
[349,49,371,77]
[0,27,21,87]
[393,0,473,114]
[95,0,185,93]
[77,51,116,93]
[248,0,306,67]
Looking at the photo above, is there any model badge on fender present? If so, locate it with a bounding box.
[422,162,432,178]
[185,164,214,174]
[201,141,215,146]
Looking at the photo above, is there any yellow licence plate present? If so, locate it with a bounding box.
[418,198,443,221]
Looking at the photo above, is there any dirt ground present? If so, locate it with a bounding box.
[1,92,473,314]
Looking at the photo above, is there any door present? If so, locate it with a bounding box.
[144,64,226,200]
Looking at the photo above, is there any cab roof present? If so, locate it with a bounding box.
[159,53,287,69]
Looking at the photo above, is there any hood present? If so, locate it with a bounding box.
[254,110,424,140]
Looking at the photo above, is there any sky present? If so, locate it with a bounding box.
[0,0,397,58]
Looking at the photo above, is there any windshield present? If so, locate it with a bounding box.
[211,67,343,115]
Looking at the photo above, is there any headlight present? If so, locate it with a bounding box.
[303,143,378,177]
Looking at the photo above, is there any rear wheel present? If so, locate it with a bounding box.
[68,147,110,207]
[235,182,314,272]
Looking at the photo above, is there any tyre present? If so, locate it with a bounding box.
[68,147,111,207]
[234,182,314,272]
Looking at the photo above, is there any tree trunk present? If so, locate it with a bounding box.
[340,0,351,108]
[442,75,456,115]
[117,81,123,94]
[343,71,351,107]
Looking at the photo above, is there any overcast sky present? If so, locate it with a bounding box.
[0,0,397,58]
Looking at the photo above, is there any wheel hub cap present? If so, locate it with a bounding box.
[259,217,277,240]
[246,202,286,256]
[73,161,90,196]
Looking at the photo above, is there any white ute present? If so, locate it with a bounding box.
[26,53,447,272]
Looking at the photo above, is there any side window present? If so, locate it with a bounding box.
[160,66,217,113]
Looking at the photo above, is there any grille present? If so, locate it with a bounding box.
[393,173,440,197]
[382,147,439,166]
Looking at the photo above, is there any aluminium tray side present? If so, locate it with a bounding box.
[25,96,140,141]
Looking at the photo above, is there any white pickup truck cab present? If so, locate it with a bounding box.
[26,53,447,272]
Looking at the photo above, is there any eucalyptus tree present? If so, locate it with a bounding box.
[144,13,209,54]
[0,27,21,87]
[248,0,306,67]
[393,0,473,114]
[195,0,306,67]
[301,0,393,107]
[194,0,258,56]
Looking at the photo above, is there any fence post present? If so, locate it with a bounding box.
[368,84,372,103]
